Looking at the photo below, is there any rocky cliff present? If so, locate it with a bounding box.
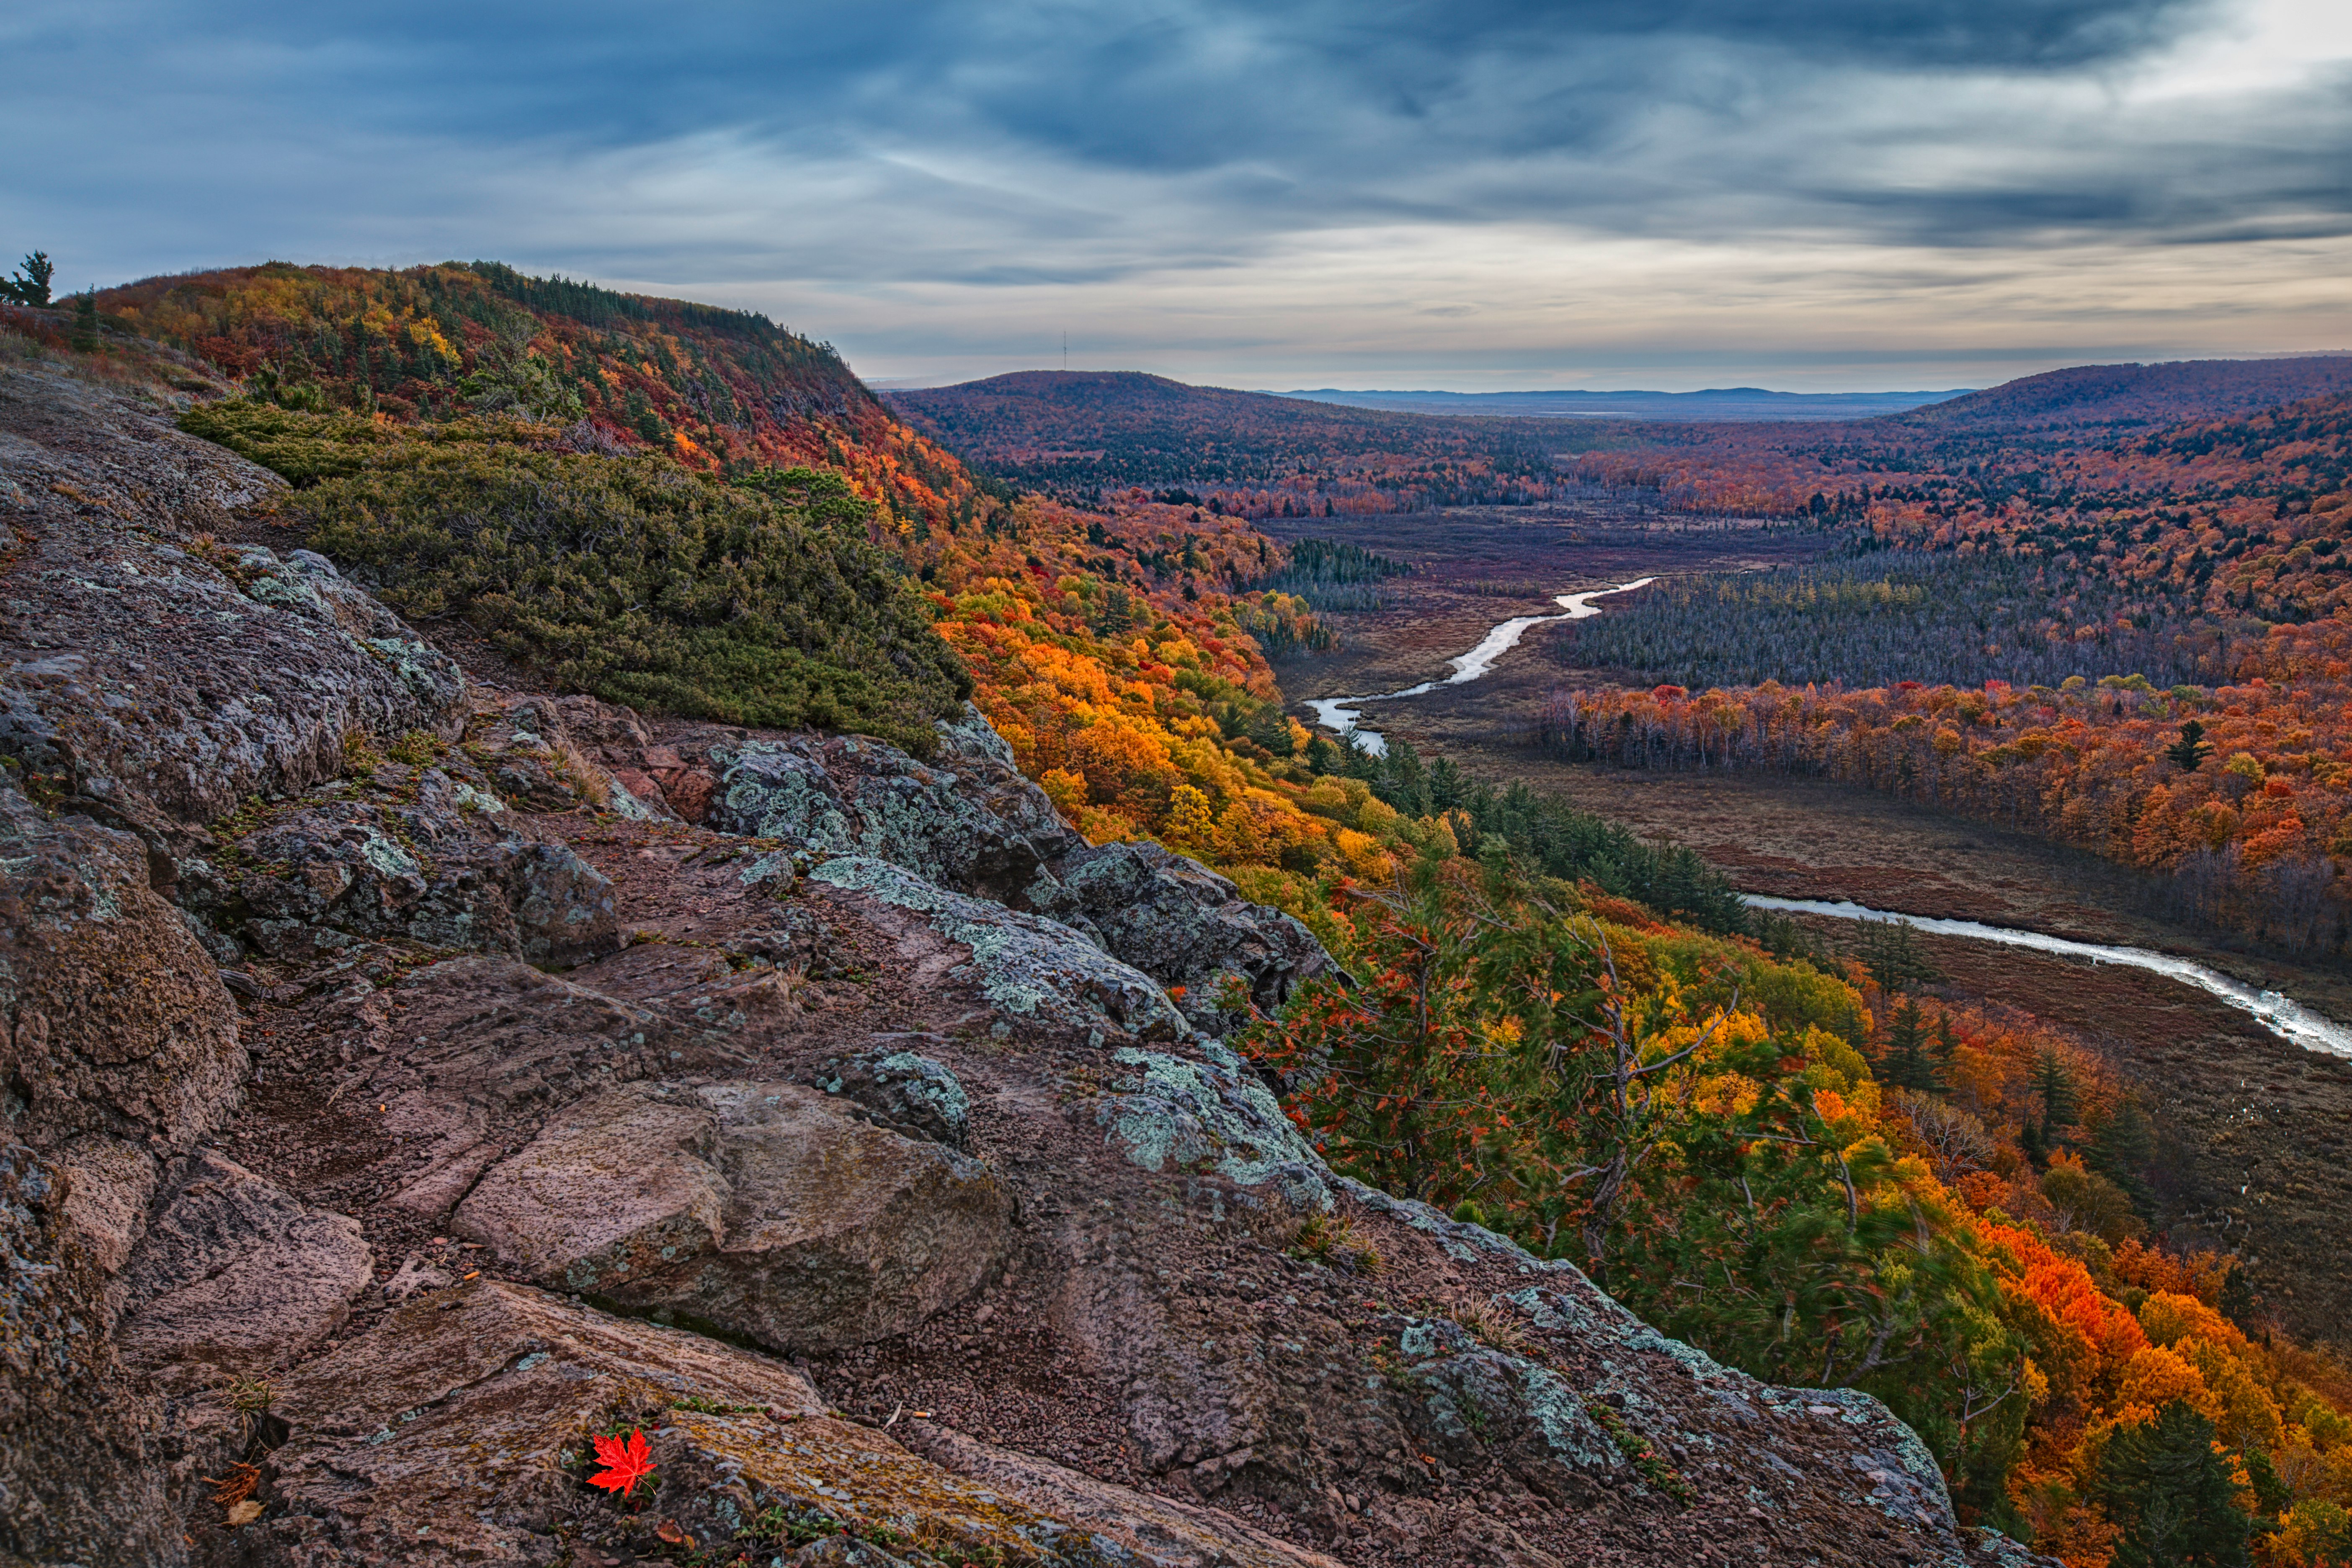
[0,357,2043,1568]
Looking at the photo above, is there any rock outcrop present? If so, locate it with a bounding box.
[452,1078,1014,1350]
[113,1151,373,1382]
[633,707,1337,1033]
[0,358,2046,1568]
[0,1142,181,1568]
[0,367,464,843]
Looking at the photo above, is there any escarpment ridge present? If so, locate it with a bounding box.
[0,352,2041,1568]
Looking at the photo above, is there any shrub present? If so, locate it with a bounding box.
[307,450,969,753]
[180,404,971,754]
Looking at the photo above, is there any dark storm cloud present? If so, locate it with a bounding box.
[0,0,2342,385]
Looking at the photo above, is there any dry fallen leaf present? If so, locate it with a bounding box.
[226,1500,263,1527]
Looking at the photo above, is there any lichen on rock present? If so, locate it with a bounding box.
[810,854,1185,1039]
[1095,1043,1331,1212]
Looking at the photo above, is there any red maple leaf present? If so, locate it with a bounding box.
[588,1429,655,1500]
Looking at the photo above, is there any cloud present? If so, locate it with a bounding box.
[2,0,2345,387]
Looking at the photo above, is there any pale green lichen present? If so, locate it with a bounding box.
[871,1052,970,1136]
[1096,1046,1329,1211]
[354,829,421,882]
[810,856,1181,1038]
[453,782,506,815]
[715,743,857,854]
[1398,1316,1622,1472]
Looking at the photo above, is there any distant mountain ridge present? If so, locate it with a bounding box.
[881,369,1619,515]
[1283,386,1972,421]
[1903,354,2352,431]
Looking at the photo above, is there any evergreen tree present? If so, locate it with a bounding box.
[2096,1400,2252,1568]
[1882,997,1943,1091]
[1856,919,1943,994]
[1427,755,1466,811]
[70,291,98,352]
[2219,1262,2259,1333]
[2088,1096,2156,1202]
[2166,719,2215,773]
[2,250,54,306]
[2030,1049,2080,1138]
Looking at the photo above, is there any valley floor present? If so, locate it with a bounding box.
[1270,505,2352,1351]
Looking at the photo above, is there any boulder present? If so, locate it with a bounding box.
[452,1080,1011,1350]
[0,779,245,1159]
[0,1142,179,1568]
[178,763,620,969]
[1036,840,1335,1032]
[810,855,1186,1039]
[112,1151,372,1379]
[1094,1043,1331,1215]
[686,706,1336,1032]
[810,1042,973,1150]
[707,704,1084,900]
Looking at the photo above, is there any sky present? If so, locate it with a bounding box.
[3,0,2349,392]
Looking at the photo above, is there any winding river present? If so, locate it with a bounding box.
[1746,896,2352,1060]
[1303,577,1655,756]
[1296,576,2352,1058]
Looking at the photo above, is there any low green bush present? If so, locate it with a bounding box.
[181,403,970,753]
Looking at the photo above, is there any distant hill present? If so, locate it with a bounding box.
[1903,355,2352,431]
[883,370,1407,450]
[1284,387,1971,421]
[882,370,1632,516]
[883,358,2352,523]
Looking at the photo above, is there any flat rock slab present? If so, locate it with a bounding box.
[253,1280,1341,1568]
[454,1079,1012,1350]
[114,1150,372,1377]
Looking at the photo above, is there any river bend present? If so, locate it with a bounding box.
[1304,578,1655,756]
[1746,895,2352,1059]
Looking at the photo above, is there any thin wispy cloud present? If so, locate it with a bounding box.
[3,0,2345,388]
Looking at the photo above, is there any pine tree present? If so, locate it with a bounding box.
[1881,997,1943,1091]
[2,251,54,306]
[2030,1049,2080,1140]
[2097,1400,2252,1568]
[1856,919,1942,995]
[2166,719,2215,772]
[2088,1097,2156,1202]
[70,292,98,352]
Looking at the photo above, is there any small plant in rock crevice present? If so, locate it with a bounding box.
[1583,1399,1696,1506]
[1448,1297,1529,1355]
[224,1375,278,1449]
[1289,1211,1382,1275]
[383,728,443,766]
